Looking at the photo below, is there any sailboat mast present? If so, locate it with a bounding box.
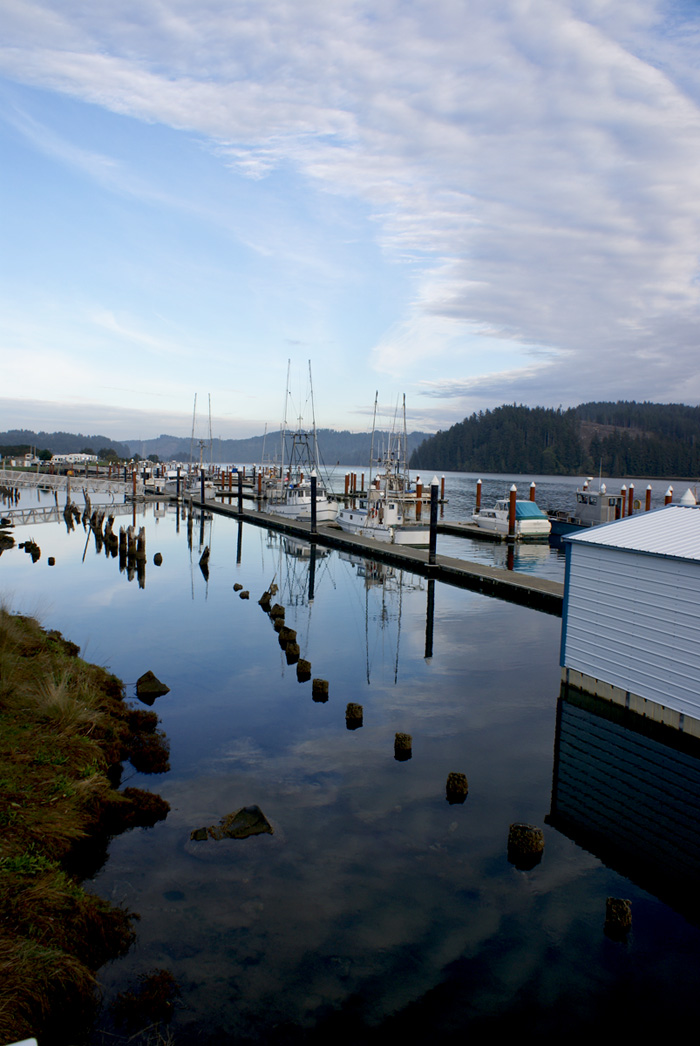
[208,393,213,470]
[402,393,408,491]
[189,393,197,474]
[281,358,291,478]
[368,391,378,495]
[309,360,320,473]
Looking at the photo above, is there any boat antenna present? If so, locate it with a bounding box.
[308,360,321,472]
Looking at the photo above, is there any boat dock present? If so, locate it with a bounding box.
[194,498,563,616]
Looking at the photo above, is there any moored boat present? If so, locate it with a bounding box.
[547,483,625,536]
[472,498,551,538]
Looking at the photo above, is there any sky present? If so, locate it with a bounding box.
[1,0,700,441]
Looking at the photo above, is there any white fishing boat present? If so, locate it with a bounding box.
[336,393,430,546]
[472,498,551,538]
[266,362,338,524]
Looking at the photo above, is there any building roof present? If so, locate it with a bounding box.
[566,504,700,562]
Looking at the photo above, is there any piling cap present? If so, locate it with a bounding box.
[510,484,517,492]
[431,475,439,485]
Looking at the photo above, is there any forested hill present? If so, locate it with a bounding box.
[408,402,700,477]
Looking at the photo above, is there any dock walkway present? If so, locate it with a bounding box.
[197,498,563,616]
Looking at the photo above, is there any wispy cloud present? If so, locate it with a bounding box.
[1,0,699,433]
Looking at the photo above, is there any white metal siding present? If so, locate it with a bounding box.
[563,544,700,718]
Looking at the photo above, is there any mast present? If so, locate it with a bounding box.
[368,391,378,497]
[309,360,321,473]
[281,359,291,478]
[189,393,197,474]
[208,393,213,470]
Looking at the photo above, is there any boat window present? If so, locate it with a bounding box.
[589,496,597,505]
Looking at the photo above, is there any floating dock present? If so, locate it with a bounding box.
[194,498,563,616]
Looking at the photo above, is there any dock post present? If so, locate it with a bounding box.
[416,476,423,519]
[475,478,482,513]
[441,475,445,500]
[508,484,517,539]
[665,486,673,505]
[628,483,634,516]
[238,470,243,514]
[200,471,205,505]
[310,470,317,536]
[646,485,652,511]
[425,577,435,658]
[429,475,439,564]
[177,467,181,499]
[530,481,536,501]
[620,485,627,517]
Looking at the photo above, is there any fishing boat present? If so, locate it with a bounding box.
[547,482,626,536]
[472,498,551,538]
[336,394,430,546]
[265,362,338,523]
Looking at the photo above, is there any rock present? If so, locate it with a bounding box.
[192,805,273,842]
[136,670,170,705]
[507,823,544,869]
[446,772,468,804]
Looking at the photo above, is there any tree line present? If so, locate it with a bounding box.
[409,402,700,477]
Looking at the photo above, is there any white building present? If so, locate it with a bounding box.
[560,505,700,736]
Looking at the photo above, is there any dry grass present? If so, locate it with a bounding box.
[0,608,169,1044]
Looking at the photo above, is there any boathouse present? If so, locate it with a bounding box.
[560,505,700,735]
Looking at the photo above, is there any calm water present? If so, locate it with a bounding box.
[2,476,700,1042]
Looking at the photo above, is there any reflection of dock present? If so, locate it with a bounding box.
[1,502,138,527]
[194,499,563,615]
[0,468,130,496]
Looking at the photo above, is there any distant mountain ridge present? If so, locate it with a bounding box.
[0,427,429,466]
[409,401,700,478]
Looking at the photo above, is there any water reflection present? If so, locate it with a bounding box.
[2,495,700,1039]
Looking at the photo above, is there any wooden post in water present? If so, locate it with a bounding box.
[429,476,439,565]
[441,475,445,500]
[645,485,652,511]
[508,485,517,539]
[475,478,482,513]
[628,484,634,516]
[530,481,536,502]
[416,476,423,519]
[132,469,136,499]
[238,470,243,514]
[310,471,317,536]
[200,471,205,505]
[665,486,673,505]
[620,485,627,518]
[344,473,349,495]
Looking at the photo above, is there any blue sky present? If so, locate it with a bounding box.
[1,0,699,440]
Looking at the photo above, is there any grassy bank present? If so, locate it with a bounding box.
[0,608,170,1044]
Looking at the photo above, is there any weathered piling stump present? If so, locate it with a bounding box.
[269,603,285,620]
[153,552,163,566]
[507,823,545,869]
[279,626,297,648]
[394,732,412,761]
[269,583,278,595]
[199,546,210,567]
[346,703,363,729]
[273,616,285,632]
[297,659,312,682]
[258,591,271,610]
[239,590,249,599]
[48,556,55,566]
[605,898,632,940]
[446,771,469,804]
[127,526,137,558]
[233,583,243,591]
[285,642,300,665]
[312,678,329,702]
[136,527,147,561]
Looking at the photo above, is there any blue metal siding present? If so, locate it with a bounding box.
[562,543,700,718]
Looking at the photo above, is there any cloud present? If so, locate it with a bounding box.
[1,0,700,418]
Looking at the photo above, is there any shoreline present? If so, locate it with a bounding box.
[0,609,170,1045]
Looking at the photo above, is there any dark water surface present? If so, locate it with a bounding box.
[2,477,699,1042]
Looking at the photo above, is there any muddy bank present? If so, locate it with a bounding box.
[0,609,170,1045]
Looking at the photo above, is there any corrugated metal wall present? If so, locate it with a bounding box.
[562,544,700,718]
